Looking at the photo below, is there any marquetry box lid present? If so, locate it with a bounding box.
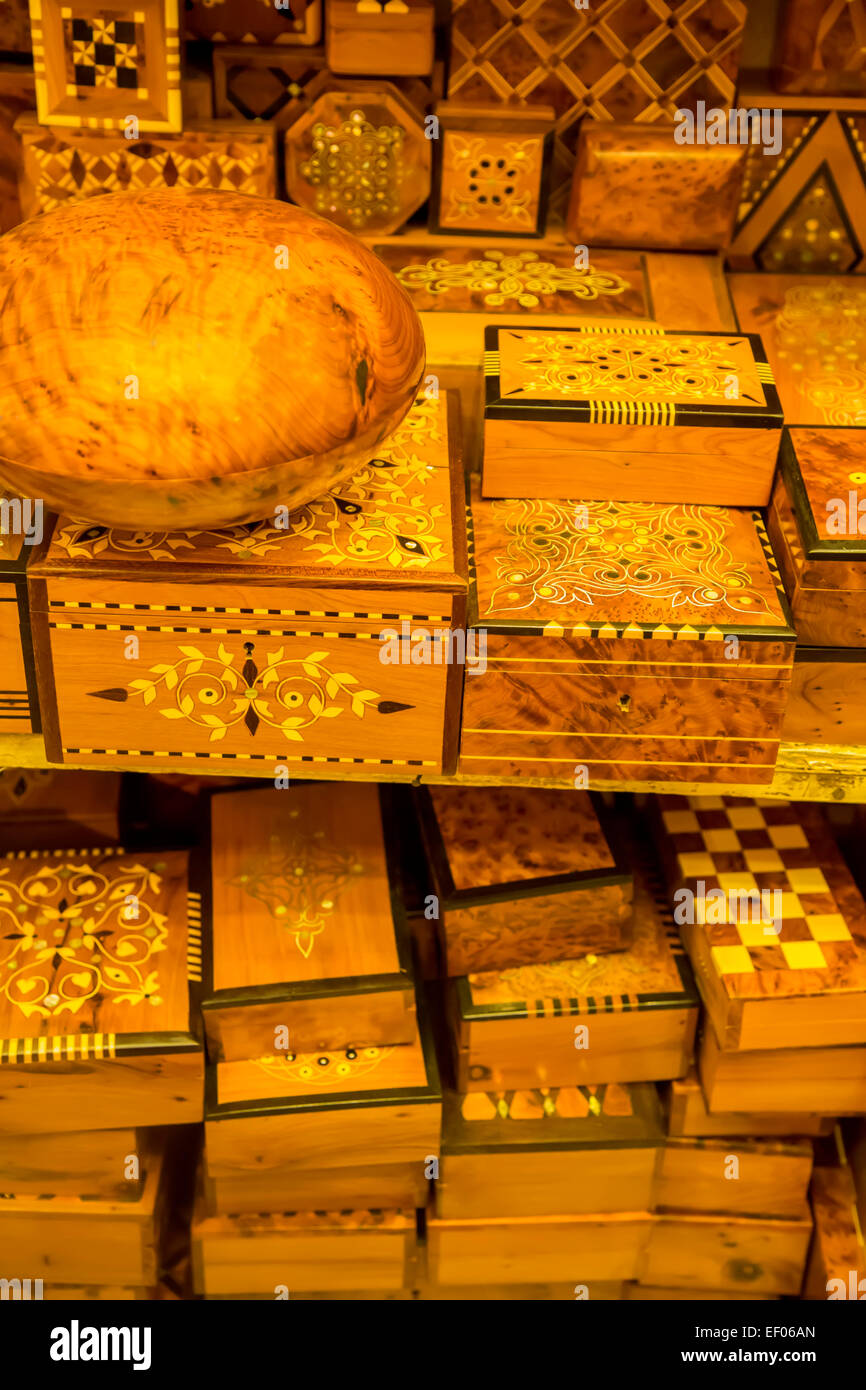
[0,845,204,1134]
[655,795,866,1053]
[202,782,415,1060]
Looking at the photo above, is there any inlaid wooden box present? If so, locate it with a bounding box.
[666,1069,835,1139]
[642,1207,812,1295]
[698,1024,866,1115]
[462,481,796,785]
[427,1210,653,1287]
[481,325,783,505]
[29,393,467,775]
[0,522,40,734]
[655,795,866,1052]
[430,103,554,239]
[414,787,633,975]
[448,870,699,1092]
[202,782,415,1061]
[327,0,433,78]
[782,649,866,746]
[657,1137,813,1219]
[436,1082,663,1221]
[0,846,203,1134]
[768,427,866,648]
[0,768,121,849]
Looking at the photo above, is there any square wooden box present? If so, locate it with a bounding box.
[698,1024,866,1115]
[0,845,204,1134]
[202,782,415,1061]
[782,648,866,746]
[481,325,783,505]
[437,1081,663,1220]
[462,480,796,785]
[414,786,633,975]
[768,427,866,648]
[665,1068,834,1140]
[327,0,433,78]
[28,392,467,775]
[657,1136,813,1220]
[427,1209,653,1287]
[655,795,866,1053]
[642,1207,812,1295]
[30,0,182,132]
[430,103,554,239]
[0,525,40,734]
[448,868,698,1093]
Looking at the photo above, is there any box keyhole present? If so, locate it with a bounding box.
[617,694,631,714]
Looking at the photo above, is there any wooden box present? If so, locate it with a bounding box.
[768,427,866,648]
[782,648,866,745]
[0,0,32,52]
[212,43,327,123]
[202,782,415,1061]
[0,1126,138,1198]
[326,0,433,78]
[436,1082,663,1220]
[804,1163,866,1299]
[193,1205,415,1296]
[774,0,866,95]
[448,870,699,1093]
[666,1069,835,1139]
[16,115,276,214]
[481,325,783,505]
[462,480,796,785]
[567,123,745,253]
[30,0,182,133]
[0,768,121,849]
[657,1136,813,1219]
[427,1210,653,1287]
[29,392,467,775]
[414,786,633,975]
[0,845,203,1134]
[655,795,866,1052]
[698,1024,866,1115]
[184,0,321,45]
[0,522,40,734]
[642,1207,812,1295]
[430,103,553,239]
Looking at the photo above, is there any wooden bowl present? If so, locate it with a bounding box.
[0,189,425,529]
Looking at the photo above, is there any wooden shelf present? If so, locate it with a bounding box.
[1,735,865,802]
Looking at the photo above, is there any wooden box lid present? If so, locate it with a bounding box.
[441,1081,663,1155]
[0,846,202,1063]
[780,426,866,564]
[468,476,795,644]
[415,786,631,907]
[483,326,783,432]
[204,782,411,999]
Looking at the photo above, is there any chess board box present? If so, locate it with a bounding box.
[768,427,866,649]
[461,480,796,785]
[0,520,41,734]
[481,325,783,506]
[0,845,204,1135]
[201,782,415,1062]
[412,786,634,976]
[0,767,121,849]
[26,392,468,775]
[653,795,866,1053]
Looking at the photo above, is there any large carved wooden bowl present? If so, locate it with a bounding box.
[0,189,425,529]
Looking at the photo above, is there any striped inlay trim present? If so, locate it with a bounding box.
[187,892,202,983]
[64,749,435,766]
[588,400,676,426]
[0,1033,117,1063]
[48,601,449,622]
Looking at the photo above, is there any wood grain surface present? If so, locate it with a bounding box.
[657,1137,813,1219]
[641,1208,812,1294]
[699,1025,866,1114]
[0,1126,138,1198]
[427,1210,653,1285]
[803,1164,866,1298]
[666,1069,835,1138]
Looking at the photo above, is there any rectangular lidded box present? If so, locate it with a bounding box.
[202,782,415,1060]
[481,325,783,505]
[413,786,633,974]
[665,1068,834,1138]
[461,480,796,785]
[28,392,467,776]
[0,846,203,1134]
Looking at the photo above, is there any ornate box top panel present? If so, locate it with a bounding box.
[780,427,866,562]
[373,244,653,321]
[207,783,409,991]
[658,795,866,1006]
[0,846,199,1053]
[441,1081,663,1154]
[419,786,626,898]
[457,871,697,1021]
[468,478,794,640]
[484,326,782,430]
[729,274,866,428]
[34,393,465,591]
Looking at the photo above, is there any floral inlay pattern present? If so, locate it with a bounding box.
[252,1044,394,1086]
[230,826,364,958]
[394,249,633,309]
[0,858,168,1022]
[775,282,866,425]
[511,331,757,403]
[444,134,542,228]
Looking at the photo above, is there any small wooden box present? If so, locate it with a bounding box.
[0,846,203,1135]
[430,102,554,239]
[184,0,321,44]
[437,1082,663,1220]
[657,1136,813,1219]
[699,1024,866,1115]
[768,427,866,648]
[666,1069,835,1139]
[29,392,467,775]
[0,523,40,734]
[804,1163,866,1299]
[427,1210,653,1286]
[481,325,783,505]
[462,480,796,785]
[202,782,415,1061]
[642,1207,812,1295]
[655,795,866,1052]
[414,787,633,976]
[0,1126,138,1198]
[448,870,699,1092]
[774,0,866,95]
[327,0,434,78]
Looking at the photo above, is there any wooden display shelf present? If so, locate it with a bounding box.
[1,734,865,802]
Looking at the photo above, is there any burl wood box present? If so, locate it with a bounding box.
[666,1069,834,1139]
[481,325,783,505]
[0,846,204,1134]
[28,392,467,775]
[202,782,415,1061]
[204,1016,440,1214]
[698,1024,866,1115]
[768,427,866,648]
[413,786,633,975]
[0,523,40,733]
[657,1136,813,1220]
[427,1210,653,1286]
[655,795,866,1052]
[0,767,121,850]
[436,1081,663,1220]
[448,870,698,1092]
[803,1163,866,1300]
[462,481,796,785]
[642,1207,812,1295]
